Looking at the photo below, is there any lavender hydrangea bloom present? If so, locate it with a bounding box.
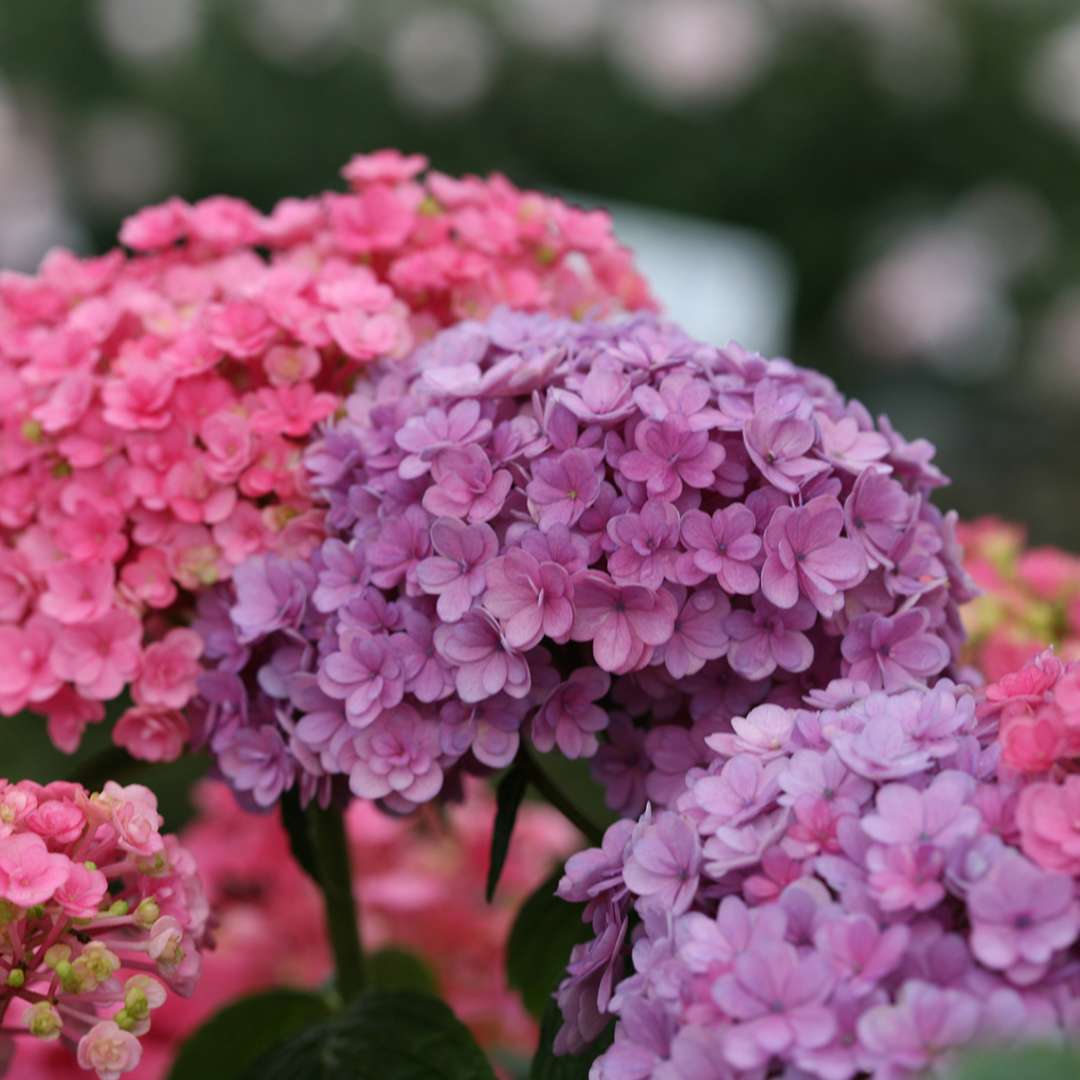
[552,675,1080,1078]
[190,309,968,814]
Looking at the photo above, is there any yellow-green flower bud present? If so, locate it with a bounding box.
[134,897,160,929]
[25,1002,62,1041]
[44,944,71,969]
[124,984,149,1020]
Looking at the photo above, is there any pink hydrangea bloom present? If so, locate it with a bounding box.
[1016,776,1080,874]
[0,775,208,1079]
[0,153,650,754]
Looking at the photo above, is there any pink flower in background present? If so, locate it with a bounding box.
[957,517,1080,681]
[39,561,114,625]
[1016,776,1080,874]
[10,778,578,1080]
[134,628,203,709]
[0,775,208,1080]
[0,151,650,756]
[113,705,191,763]
[49,609,141,701]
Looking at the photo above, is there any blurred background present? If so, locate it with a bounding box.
[0,0,1078,547]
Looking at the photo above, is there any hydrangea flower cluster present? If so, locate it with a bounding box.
[0,777,209,1080]
[8,777,576,1080]
[958,517,1080,681]
[980,652,1080,879]
[553,664,1080,1078]
[0,149,651,757]
[192,309,972,812]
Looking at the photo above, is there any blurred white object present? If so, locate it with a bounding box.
[243,0,352,68]
[78,106,182,212]
[0,84,82,271]
[387,7,499,113]
[1028,18,1080,141]
[500,0,610,54]
[608,0,773,106]
[95,0,201,65]
[601,198,793,354]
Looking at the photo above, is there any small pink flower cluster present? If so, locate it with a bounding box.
[0,777,208,1080]
[0,149,651,756]
[979,651,1080,877]
[554,665,1080,1078]
[6,778,577,1080]
[958,517,1080,681]
[191,309,972,813]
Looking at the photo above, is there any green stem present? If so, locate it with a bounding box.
[520,746,605,847]
[307,804,365,1005]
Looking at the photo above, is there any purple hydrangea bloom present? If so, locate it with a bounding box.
[190,308,966,819]
[551,673,1080,1078]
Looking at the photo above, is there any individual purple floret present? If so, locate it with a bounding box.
[190,308,973,812]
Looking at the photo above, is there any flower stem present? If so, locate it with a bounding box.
[520,746,605,846]
[307,803,365,1005]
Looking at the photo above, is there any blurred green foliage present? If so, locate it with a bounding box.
[0,1,1076,544]
[0,1,1078,543]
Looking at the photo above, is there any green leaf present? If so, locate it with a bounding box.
[529,998,612,1080]
[240,990,497,1080]
[485,760,529,901]
[168,988,333,1080]
[370,946,439,995]
[507,869,592,1020]
[280,786,321,885]
[951,1044,1080,1080]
